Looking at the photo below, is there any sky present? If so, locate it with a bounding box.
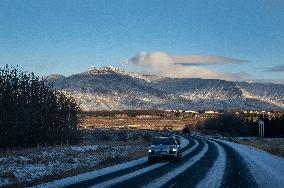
[0,0,284,82]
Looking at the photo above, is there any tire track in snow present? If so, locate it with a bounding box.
[110,137,204,188]
[89,138,199,188]
[64,136,192,188]
[142,141,208,188]
[160,138,217,188]
[34,135,190,188]
[192,133,228,188]
[196,139,226,188]
[193,134,258,187]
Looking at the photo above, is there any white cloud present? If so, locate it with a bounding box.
[173,54,248,65]
[124,51,249,80]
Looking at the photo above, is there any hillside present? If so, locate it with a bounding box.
[46,66,284,111]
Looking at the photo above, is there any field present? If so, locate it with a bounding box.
[81,112,199,130]
[0,129,162,187]
[235,138,284,158]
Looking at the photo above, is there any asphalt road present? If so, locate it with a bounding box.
[37,133,284,188]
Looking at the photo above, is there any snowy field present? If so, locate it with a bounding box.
[0,129,160,187]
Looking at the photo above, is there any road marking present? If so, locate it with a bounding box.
[196,139,226,188]
[89,138,199,188]
[142,141,208,188]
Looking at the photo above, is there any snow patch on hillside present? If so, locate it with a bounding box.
[238,86,284,108]
[46,66,284,110]
[85,66,153,83]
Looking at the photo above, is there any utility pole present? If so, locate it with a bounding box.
[258,120,265,138]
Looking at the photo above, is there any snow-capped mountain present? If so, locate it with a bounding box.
[46,66,284,111]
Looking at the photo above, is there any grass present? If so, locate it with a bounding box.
[236,139,284,158]
[81,115,198,130]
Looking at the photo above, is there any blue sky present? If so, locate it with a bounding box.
[0,0,283,82]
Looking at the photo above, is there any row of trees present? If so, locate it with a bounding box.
[83,110,167,117]
[195,113,250,136]
[0,65,81,148]
[195,113,284,137]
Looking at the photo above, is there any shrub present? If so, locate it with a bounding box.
[0,65,81,148]
[195,113,250,136]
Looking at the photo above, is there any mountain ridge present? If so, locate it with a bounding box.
[46,66,284,111]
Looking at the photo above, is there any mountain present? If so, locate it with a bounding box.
[46,66,284,111]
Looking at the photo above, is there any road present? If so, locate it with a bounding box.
[35,134,284,188]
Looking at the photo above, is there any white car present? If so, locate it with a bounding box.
[148,137,181,162]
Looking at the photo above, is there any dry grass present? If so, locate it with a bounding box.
[81,115,198,130]
[0,129,162,187]
[237,139,284,158]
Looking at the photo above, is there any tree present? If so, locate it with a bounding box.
[0,65,81,148]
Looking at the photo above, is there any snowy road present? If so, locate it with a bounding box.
[35,134,284,188]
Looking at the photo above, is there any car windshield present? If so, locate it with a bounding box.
[152,137,175,145]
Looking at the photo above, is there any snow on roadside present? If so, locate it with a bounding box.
[218,139,284,188]
[0,145,99,187]
[233,137,284,142]
[70,145,99,152]
[0,143,146,187]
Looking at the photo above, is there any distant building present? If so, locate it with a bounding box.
[205,110,215,114]
[185,110,199,114]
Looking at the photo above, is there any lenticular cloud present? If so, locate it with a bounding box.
[124,51,249,80]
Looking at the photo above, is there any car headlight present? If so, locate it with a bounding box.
[149,149,152,152]
[172,148,177,152]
